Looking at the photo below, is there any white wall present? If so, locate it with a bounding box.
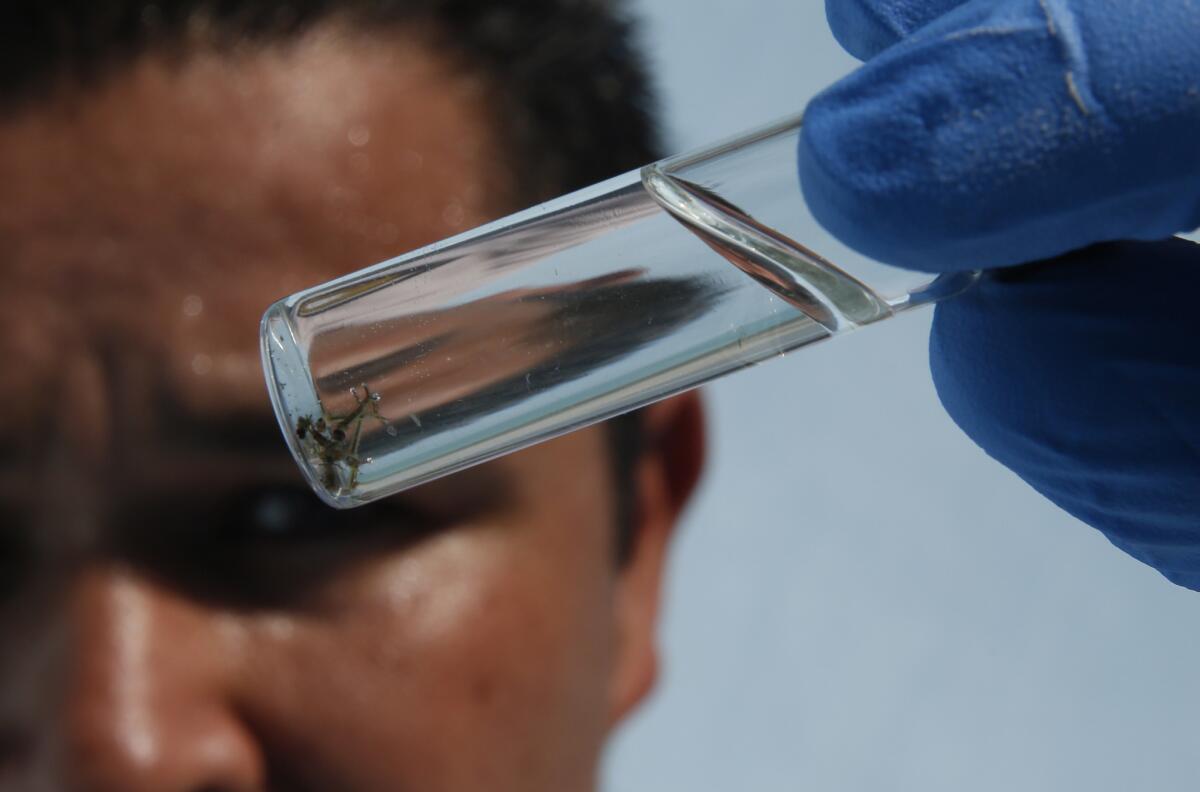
[603,3,1200,790]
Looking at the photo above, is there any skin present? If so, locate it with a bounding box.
[0,24,704,792]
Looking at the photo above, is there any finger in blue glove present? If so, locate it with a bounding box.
[825,0,968,60]
[931,237,1200,591]
[801,0,1200,273]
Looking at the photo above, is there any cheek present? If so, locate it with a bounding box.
[354,526,618,722]
[240,515,620,788]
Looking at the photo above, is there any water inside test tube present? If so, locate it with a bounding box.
[264,165,890,505]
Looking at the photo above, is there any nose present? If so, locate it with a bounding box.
[50,565,264,792]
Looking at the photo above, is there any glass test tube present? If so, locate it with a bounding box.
[261,115,977,508]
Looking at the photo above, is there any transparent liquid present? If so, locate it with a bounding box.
[263,167,897,507]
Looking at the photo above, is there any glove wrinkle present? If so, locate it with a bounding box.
[1038,0,1099,117]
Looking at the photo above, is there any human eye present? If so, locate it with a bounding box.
[214,483,444,544]
[119,482,453,607]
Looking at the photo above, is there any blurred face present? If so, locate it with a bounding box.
[0,25,702,792]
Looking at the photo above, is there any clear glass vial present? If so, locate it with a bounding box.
[261,114,976,508]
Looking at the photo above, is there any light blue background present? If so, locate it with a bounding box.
[603,2,1200,790]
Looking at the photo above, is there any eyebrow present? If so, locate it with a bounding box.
[151,393,520,504]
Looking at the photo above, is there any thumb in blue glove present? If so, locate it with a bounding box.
[802,0,1200,273]
[801,0,1200,590]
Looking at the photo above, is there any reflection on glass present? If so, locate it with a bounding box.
[262,115,976,507]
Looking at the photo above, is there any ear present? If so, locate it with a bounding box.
[607,390,706,726]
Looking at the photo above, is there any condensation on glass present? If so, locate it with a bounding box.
[261,115,976,508]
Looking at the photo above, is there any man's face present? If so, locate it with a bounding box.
[0,26,702,791]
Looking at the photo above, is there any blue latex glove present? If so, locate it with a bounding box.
[800,0,1200,590]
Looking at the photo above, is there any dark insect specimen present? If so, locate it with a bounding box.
[295,383,388,492]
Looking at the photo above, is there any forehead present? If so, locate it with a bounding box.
[0,25,510,419]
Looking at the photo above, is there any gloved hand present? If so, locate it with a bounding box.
[799,0,1200,590]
